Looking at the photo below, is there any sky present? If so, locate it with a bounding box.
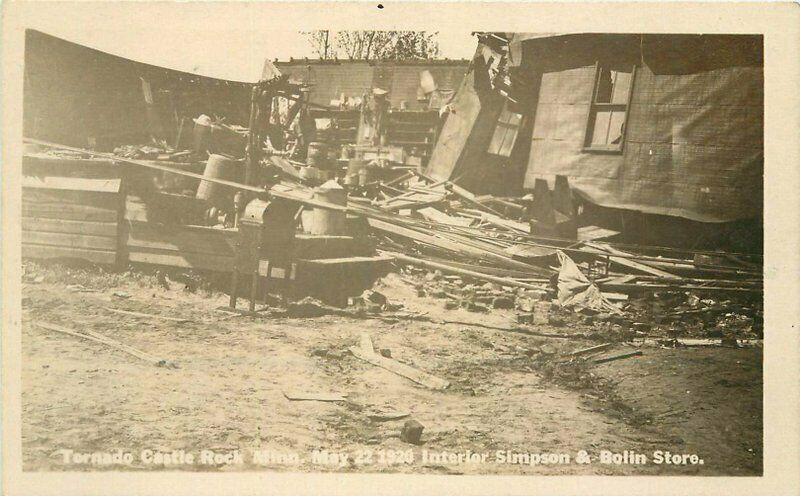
[22,4,477,83]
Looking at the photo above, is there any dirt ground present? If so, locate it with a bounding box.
[20,263,762,475]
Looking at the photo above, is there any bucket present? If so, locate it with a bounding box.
[305,180,347,235]
[196,154,242,206]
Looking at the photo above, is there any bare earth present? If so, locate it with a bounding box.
[20,267,762,475]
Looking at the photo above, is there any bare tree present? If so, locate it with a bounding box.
[303,31,440,60]
[302,30,336,59]
[384,31,440,60]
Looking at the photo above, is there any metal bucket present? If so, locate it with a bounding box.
[305,180,347,235]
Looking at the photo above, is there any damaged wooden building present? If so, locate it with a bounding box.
[426,33,763,250]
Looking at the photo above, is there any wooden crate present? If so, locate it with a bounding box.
[22,155,123,265]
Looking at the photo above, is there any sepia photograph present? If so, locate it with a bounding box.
[2,2,798,495]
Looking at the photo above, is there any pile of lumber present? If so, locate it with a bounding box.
[344,171,762,298]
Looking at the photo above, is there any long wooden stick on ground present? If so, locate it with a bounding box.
[349,333,450,389]
[34,321,174,367]
[104,307,189,323]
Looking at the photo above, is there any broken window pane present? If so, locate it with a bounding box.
[595,68,632,104]
[595,69,613,103]
[585,64,634,151]
[488,103,523,157]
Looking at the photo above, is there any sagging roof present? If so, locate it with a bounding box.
[24,30,256,148]
[25,29,266,84]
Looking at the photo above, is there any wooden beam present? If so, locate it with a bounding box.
[582,242,679,279]
[22,202,118,222]
[23,231,117,250]
[22,176,121,193]
[383,250,549,290]
[349,333,450,390]
[22,218,117,237]
[368,218,551,275]
[34,322,171,367]
[22,244,117,264]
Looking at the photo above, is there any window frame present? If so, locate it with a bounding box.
[487,100,524,158]
[582,62,636,154]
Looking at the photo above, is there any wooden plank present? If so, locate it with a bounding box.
[22,202,118,222]
[417,207,474,227]
[22,155,120,178]
[299,255,394,266]
[104,307,190,323]
[22,217,117,237]
[577,225,620,242]
[383,251,549,290]
[23,231,117,250]
[23,189,121,209]
[599,281,762,295]
[125,222,237,255]
[283,391,347,402]
[475,211,530,234]
[34,322,172,367]
[124,194,206,223]
[128,248,234,271]
[594,350,643,364]
[349,333,450,390]
[582,242,680,279]
[22,244,117,264]
[367,217,550,275]
[414,257,546,280]
[22,176,121,193]
[292,234,372,260]
[25,139,351,214]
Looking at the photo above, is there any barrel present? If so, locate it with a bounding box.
[196,154,242,206]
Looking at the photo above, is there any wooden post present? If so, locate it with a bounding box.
[245,86,261,187]
[249,270,259,312]
[229,270,239,309]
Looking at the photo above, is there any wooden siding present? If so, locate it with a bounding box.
[21,155,122,265]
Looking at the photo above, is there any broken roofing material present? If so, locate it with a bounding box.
[556,251,621,315]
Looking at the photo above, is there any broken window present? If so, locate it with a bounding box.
[584,63,635,152]
[488,102,523,157]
